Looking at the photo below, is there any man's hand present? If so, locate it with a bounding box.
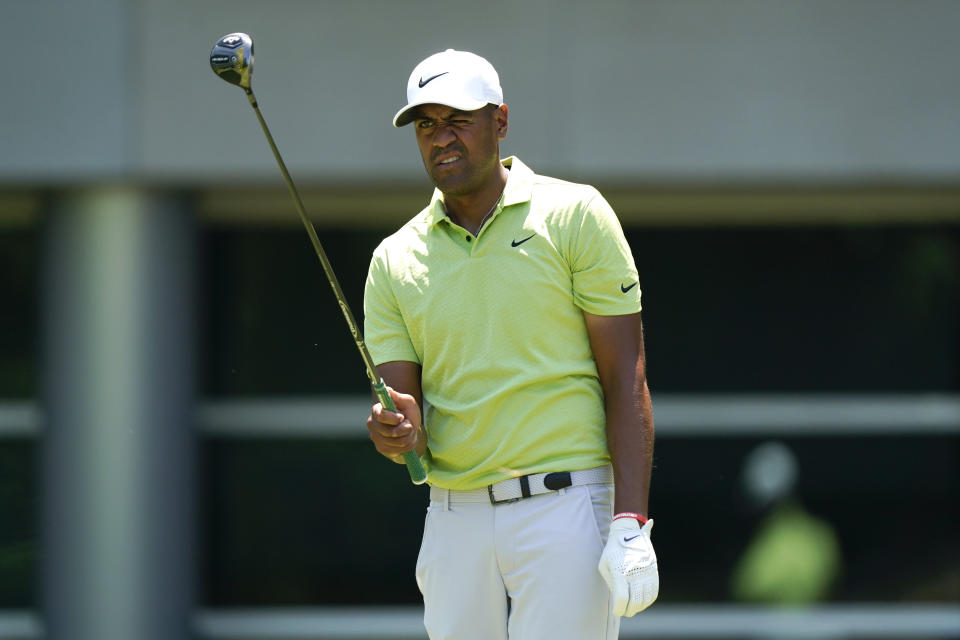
[598,518,659,617]
[366,386,423,462]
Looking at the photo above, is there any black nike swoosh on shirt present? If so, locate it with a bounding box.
[511,234,536,247]
[418,72,449,88]
[621,282,638,293]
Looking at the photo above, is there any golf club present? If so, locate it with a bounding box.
[209,32,427,485]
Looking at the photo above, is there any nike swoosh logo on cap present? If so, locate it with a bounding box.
[418,72,449,88]
[621,282,638,293]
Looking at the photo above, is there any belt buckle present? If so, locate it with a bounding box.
[488,475,534,505]
[487,483,520,505]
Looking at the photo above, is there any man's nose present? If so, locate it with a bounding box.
[432,123,457,147]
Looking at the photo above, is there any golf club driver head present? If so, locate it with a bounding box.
[210,32,254,89]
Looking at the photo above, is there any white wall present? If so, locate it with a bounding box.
[3,0,959,183]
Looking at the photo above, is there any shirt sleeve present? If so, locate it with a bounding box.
[363,246,421,366]
[568,191,643,316]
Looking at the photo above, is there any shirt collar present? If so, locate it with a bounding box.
[424,156,534,228]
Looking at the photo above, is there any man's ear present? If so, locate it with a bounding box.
[495,104,509,140]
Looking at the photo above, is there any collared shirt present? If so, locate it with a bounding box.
[364,156,641,490]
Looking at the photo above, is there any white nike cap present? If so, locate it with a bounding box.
[393,49,503,127]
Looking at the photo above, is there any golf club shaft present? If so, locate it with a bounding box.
[244,89,427,485]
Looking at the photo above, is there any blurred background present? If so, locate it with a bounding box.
[1,1,958,639]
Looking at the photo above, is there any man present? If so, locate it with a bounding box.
[364,49,658,639]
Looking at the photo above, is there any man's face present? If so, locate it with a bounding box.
[412,103,508,197]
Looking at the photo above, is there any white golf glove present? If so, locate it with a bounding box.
[598,517,659,617]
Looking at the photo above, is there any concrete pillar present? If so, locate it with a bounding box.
[40,186,195,640]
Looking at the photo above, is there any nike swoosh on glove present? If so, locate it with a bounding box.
[598,518,659,617]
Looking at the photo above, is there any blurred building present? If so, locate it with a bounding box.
[0,1,958,639]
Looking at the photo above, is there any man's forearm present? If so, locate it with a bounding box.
[607,379,655,516]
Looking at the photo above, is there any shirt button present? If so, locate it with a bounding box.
[466,236,472,242]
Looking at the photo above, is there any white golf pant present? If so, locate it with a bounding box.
[416,479,619,639]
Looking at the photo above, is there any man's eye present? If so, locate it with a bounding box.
[417,120,435,129]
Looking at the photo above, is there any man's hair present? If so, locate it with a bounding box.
[483,103,503,119]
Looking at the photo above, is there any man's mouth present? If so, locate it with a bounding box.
[435,154,462,166]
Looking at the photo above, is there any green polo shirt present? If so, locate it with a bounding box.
[364,156,641,490]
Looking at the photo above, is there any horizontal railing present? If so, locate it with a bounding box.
[1,393,958,439]
[2,604,959,639]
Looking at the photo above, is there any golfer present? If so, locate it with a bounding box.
[364,49,659,639]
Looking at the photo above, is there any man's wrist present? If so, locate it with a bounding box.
[613,511,648,525]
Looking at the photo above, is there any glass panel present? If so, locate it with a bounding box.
[201,225,959,394]
[0,230,38,397]
[199,435,958,604]
[0,441,36,607]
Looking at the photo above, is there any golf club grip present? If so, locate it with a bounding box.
[373,381,428,484]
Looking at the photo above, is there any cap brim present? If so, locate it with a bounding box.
[392,96,493,127]
[392,104,422,128]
